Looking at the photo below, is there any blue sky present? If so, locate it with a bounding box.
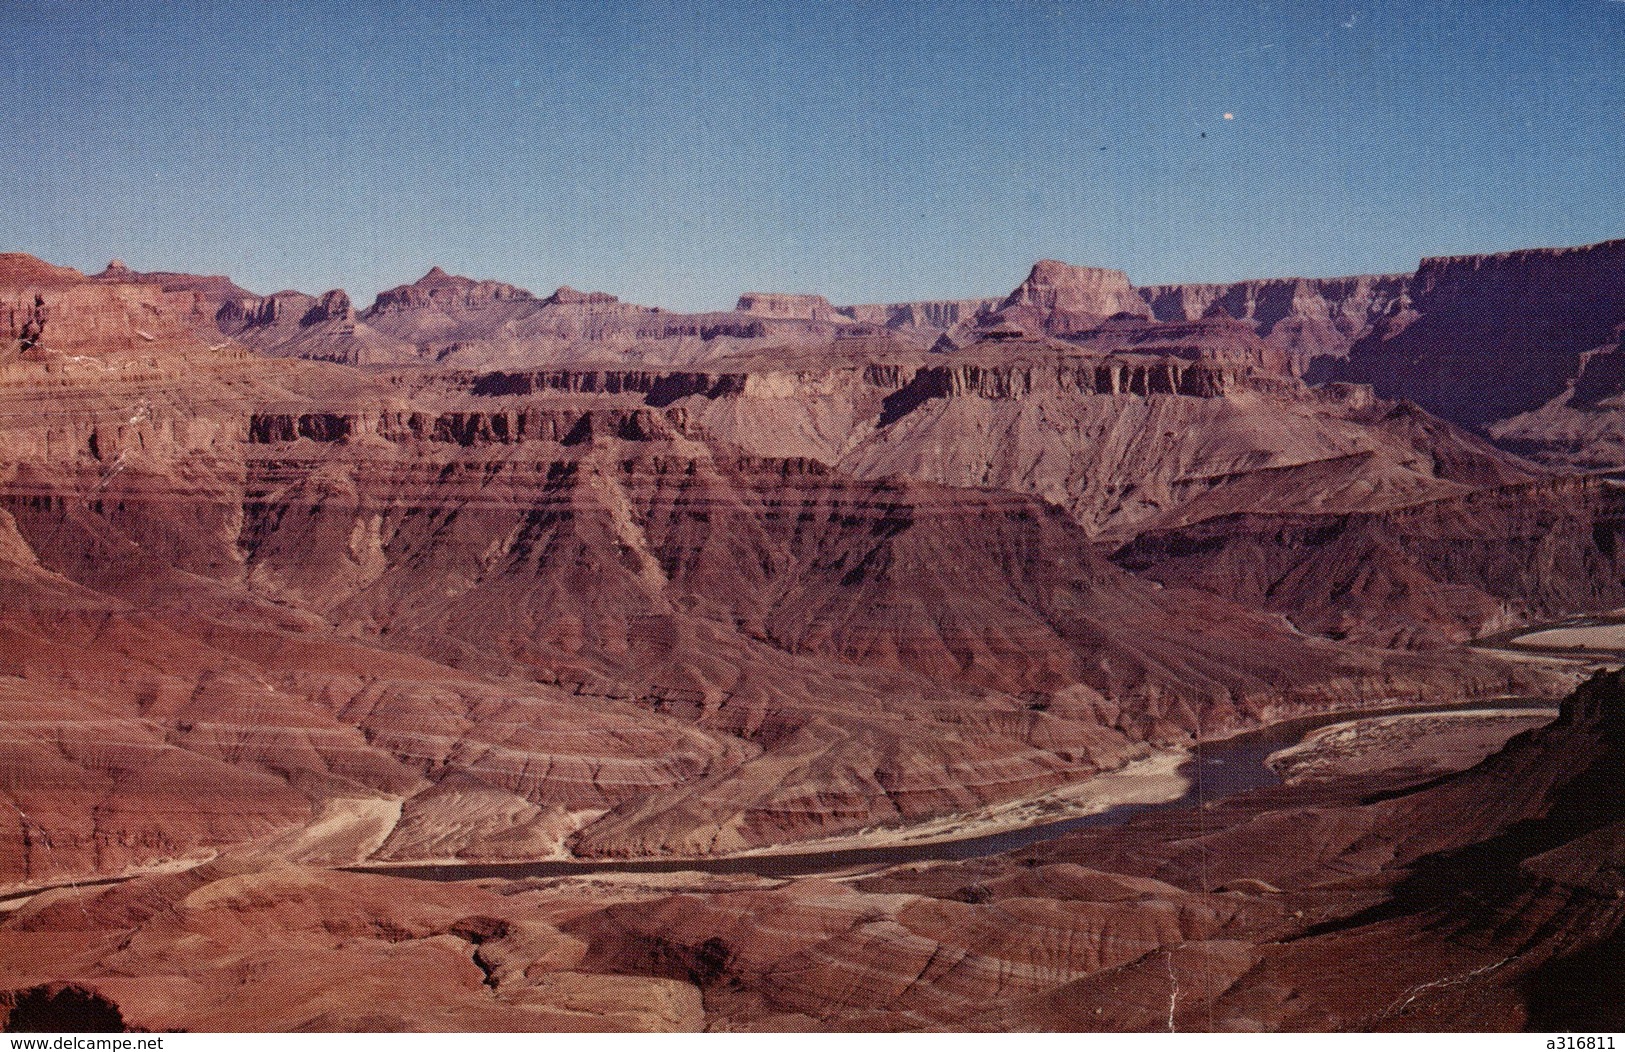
[4,0,1622,308]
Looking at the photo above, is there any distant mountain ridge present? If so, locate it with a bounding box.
[7,236,1624,465]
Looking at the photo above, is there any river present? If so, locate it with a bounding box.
[351,696,1559,884]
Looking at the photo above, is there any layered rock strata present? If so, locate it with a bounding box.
[4,669,1617,1031]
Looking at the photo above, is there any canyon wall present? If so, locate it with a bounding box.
[1333,239,1625,429]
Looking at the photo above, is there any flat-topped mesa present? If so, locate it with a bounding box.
[1,253,211,357]
[366,266,535,314]
[1136,240,1624,395]
[995,260,1150,331]
[734,292,854,323]
[542,286,620,308]
[90,259,257,303]
[1407,237,1625,314]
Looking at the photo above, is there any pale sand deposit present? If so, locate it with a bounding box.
[348,749,1192,873]
[1267,708,1558,785]
[236,797,403,867]
[1477,648,1598,668]
[728,748,1192,857]
[1512,623,1625,651]
[13,755,1182,897]
[0,853,217,912]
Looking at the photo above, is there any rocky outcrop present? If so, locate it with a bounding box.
[465,367,749,400]
[302,289,355,325]
[220,288,417,366]
[217,290,315,330]
[827,339,1527,540]
[244,405,704,445]
[2,254,212,357]
[1115,472,1620,648]
[1488,329,1625,467]
[543,286,620,307]
[91,259,256,305]
[1066,313,1294,376]
[923,265,1150,353]
[0,253,83,289]
[991,259,1150,330]
[734,292,852,323]
[842,297,1000,330]
[3,294,48,356]
[368,266,535,314]
[1334,238,1625,429]
[876,355,1242,423]
[351,273,793,367]
[919,262,1162,356]
[1140,272,1412,378]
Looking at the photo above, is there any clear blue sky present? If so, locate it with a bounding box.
[4,0,1622,309]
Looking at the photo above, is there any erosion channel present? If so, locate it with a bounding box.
[355,696,1561,883]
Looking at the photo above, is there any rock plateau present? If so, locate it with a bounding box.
[0,236,1621,1032]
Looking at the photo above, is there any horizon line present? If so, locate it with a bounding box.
[9,232,1624,314]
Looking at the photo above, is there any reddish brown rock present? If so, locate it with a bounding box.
[6,669,1615,1031]
[994,260,1150,331]
[1140,272,1412,378]
[369,266,536,313]
[91,259,256,305]
[2,240,1622,1033]
[734,292,853,323]
[1116,472,1625,648]
[219,287,417,365]
[841,297,1000,330]
[0,294,1553,875]
[1334,238,1625,430]
[2,253,214,358]
[0,864,701,1031]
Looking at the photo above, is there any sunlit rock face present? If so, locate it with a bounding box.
[0,239,1621,1031]
[3,670,1618,1031]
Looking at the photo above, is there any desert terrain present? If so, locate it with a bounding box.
[1,239,1623,1031]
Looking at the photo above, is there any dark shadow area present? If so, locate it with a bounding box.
[878,368,949,426]
[1521,931,1625,1030]
[3,984,126,1033]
